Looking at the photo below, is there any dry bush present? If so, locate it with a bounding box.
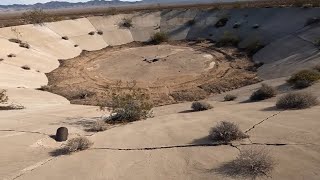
[97,30,104,35]
[88,120,108,132]
[313,64,320,72]
[186,19,196,26]
[244,40,265,56]
[216,31,240,47]
[88,31,95,35]
[74,44,79,47]
[60,137,93,155]
[36,85,51,91]
[7,54,16,58]
[215,16,229,28]
[21,65,30,70]
[19,42,30,49]
[62,36,69,40]
[250,84,277,101]
[305,17,320,26]
[150,32,168,44]
[224,94,237,101]
[119,18,133,28]
[233,22,241,29]
[103,82,153,124]
[8,38,22,44]
[22,8,50,25]
[314,38,320,47]
[191,101,213,111]
[252,24,260,29]
[287,70,320,89]
[170,89,207,102]
[104,7,118,16]
[0,89,8,103]
[210,121,248,142]
[215,148,275,180]
[71,89,95,100]
[276,92,318,109]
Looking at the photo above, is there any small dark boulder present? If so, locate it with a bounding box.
[55,127,68,142]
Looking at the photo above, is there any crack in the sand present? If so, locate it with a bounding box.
[245,111,284,134]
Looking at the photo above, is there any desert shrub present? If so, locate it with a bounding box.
[19,42,30,49]
[71,89,95,100]
[21,65,31,70]
[0,58,3,62]
[287,70,320,88]
[119,18,133,28]
[252,24,260,29]
[63,137,93,154]
[37,85,51,91]
[104,7,118,16]
[210,121,248,142]
[88,120,108,132]
[22,8,50,25]
[186,19,196,26]
[250,84,277,101]
[170,89,207,102]
[216,31,240,47]
[8,38,22,44]
[150,32,168,44]
[0,89,8,103]
[97,30,104,35]
[314,38,320,47]
[215,148,275,179]
[276,92,318,109]
[244,40,265,56]
[233,22,241,29]
[191,101,213,111]
[305,17,320,26]
[88,31,95,35]
[104,84,153,123]
[74,44,79,47]
[62,36,69,40]
[313,64,320,72]
[224,94,237,101]
[215,16,229,28]
[7,54,16,58]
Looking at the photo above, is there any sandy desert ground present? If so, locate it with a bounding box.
[0,2,320,180]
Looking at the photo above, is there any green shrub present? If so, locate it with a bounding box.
[150,32,168,44]
[276,92,318,109]
[250,84,277,101]
[216,31,240,47]
[191,101,213,111]
[287,70,320,89]
[224,94,237,101]
[314,38,320,46]
[215,148,275,179]
[210,121,248,142]
[313,64,320,72]
[7,54,16,58]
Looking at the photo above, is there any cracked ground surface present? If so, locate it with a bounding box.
[1,78,320,180]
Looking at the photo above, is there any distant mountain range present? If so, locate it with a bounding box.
[0,0,226,11]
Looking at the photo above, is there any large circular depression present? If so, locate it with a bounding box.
[47,42,258,106]
[89,45,215,85]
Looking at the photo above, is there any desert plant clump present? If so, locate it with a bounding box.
[119,18,133,28]
[36,85,51,91]
[150,32,168,44]
[314,38,320,47]
[244,40,265,56]
[233,22,241,29]
[88,120,108,132]
[252,24,260,29]
[88,31,95,35]
[287,70,320,89]
[19,42,30,49]
[276,92,318,110]
[313,64,320,72]
[8,38,22,44]
[22,8,50,25]
[216,31,240,47]
[305,17,320,26]
[0,89,9,104]
[74,44,79,47]
[63,136,93,154]
[224,94,237,101]
[104,7,118,16]
[215,148,275,179]
[186,19,196,26]
[7,54,16,58]
[62,36,69,40]
[0,58,3,62]
[21,65,31,70]
[191,101,213,111]
[97,30,104,35]
[250,84,277,101]
[215,16,229,28]
[210,121,248,142]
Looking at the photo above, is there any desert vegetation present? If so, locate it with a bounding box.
[150,32,168,44]
[119,18,133,28]
[62,36,69,40]
[88,31,95,35]
[7,54,16,58]
[305,17,320,26]
[250,84,277,101]
[191,101,213,111]
[215,148,275,180]
[0,89,9,104]
[287,69,320,89]
[21,65,31,70]
[8,38,22,44]
[224,94,237,101]
[22,8,51,25]
[276,92,318,109]
[51,136,93,156]
[215,15,229,28]
[87,120,109,132]
[216,31,240,47]
[210,121,248,142]
[0,89,25,110]
[244,39,265,56]
[97,30,104,35]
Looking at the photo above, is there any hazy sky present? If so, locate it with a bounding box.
[0,0,139,5]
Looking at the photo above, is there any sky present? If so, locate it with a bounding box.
[0,0,138,5]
